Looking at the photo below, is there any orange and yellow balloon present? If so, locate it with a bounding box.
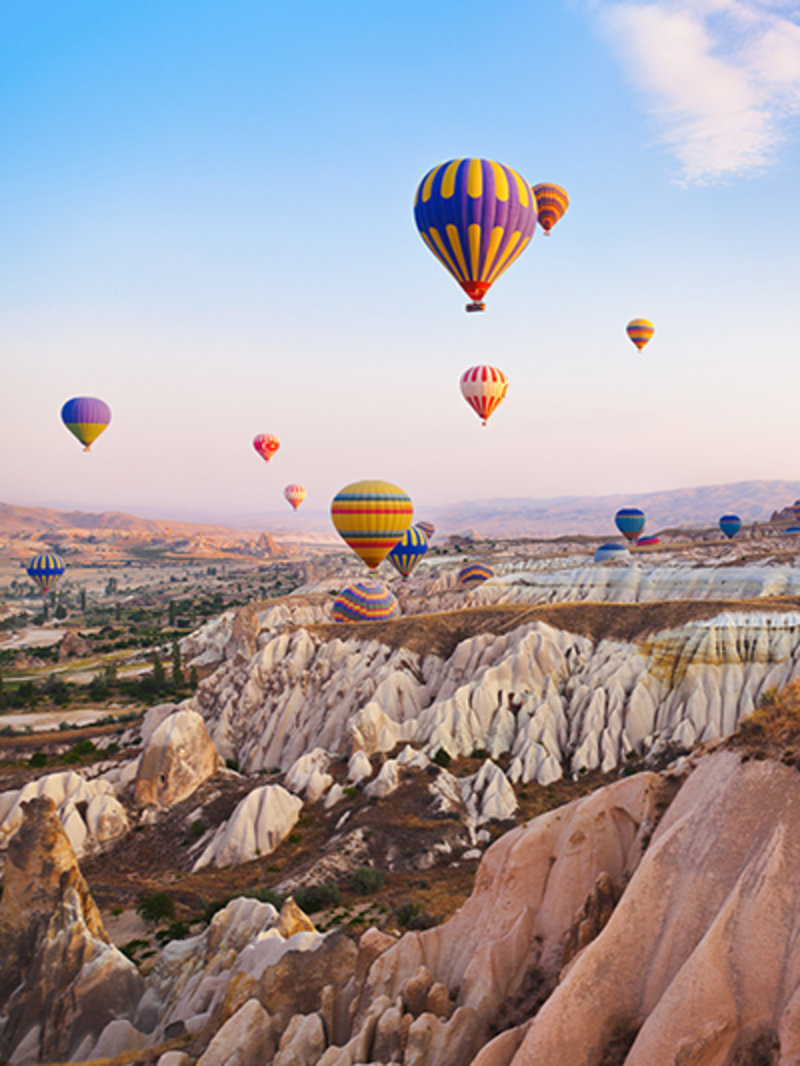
[331,480,413,569]
[626,319,655,352]
[460,365,508,426]
[253,434,280,462]
[532,183,569,235]
[284,484,307,510]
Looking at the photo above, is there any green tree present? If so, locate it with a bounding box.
[168,600,177,626]
[105,577,117,596]
[171,640,183,688]
[151,652,166,692]
[189,666,198,691]
[79,588,87,610]
[54,601,67,620]
[0,673,4,709]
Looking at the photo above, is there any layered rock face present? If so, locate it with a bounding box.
[0,797,142,1066]
[191,612,800,782]
[134,708,223,808]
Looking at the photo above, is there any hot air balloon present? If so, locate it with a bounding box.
[532,183,569,235]
[333,580,400,622]
[61,397,111,452]
[253,434,280,463]
[636,535,661,547]
[615,507,645,541]
[416,521,435,539]
[331,480,413,570]
[626,319,654,352]
[461,365,508,426]
[386,526,428,579]
[593,543,628,563]
[786,526,800,534]
[284,484,307,510]
[791,500,800,520]
[458,563,494,587]
[719,514,742,539]
[26,552,65,594]
[414,158,538,312]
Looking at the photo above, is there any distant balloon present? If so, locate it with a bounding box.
[332,580,400,622]
[719,514,742,539]
[615,507,645,541]
[331,480,413,569]
[532,183,569,235]
[284,484,307,510]
[636,535,660,547]
[791,500,800,520]
[26,552,65,594]
[253,434,280,463]
[461,365,508,426]
[416,521,435,539]
[61,397,111,452]
[626,319,655,352]
[593,543,628,563]
[785,526,800,534]
[458,563,494,587]
[386,526,429,579]
[414,158,538,312]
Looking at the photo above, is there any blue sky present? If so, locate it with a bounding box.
[1,0,799,525]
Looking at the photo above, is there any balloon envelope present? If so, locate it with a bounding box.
[284,484,306,510]
[458,563,494,587]
[626,319,655,351]
[387,526,428,578]
[460,365,508,425]
[253,434,280,462]
[414,158,537,310]
[532,183,569,234]
[61,397,111,451]
[26,552,65,593]
[719,514,742,539]
[416,521,435,539]
[593,543,628,563]
[332,580,400,622]
[615,508,646,541]
[636,535,660,547]
[331,480,413,569]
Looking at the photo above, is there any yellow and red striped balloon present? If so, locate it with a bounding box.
[626,319,655,351]
[460,365,508,426]
[532,183,569,235]
[331,480,413,570]
[284,484,306,510]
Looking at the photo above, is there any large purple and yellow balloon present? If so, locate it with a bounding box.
[414,158,538,312]
[458,563,494,587]
[61,397,111,452]
[333,580,400,623]
[386,526,429,579]
[26,552,65,594]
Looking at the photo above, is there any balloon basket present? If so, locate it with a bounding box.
[466,302,486,313]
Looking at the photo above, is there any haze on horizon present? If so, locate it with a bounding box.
[2,1,799,525]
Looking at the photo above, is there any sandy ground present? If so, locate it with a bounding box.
[0,627,67,649]
[0,707,132,732]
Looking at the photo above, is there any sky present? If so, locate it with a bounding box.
[1,0,800,527]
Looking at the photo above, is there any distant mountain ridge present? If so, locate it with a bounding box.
[431,480,800,537]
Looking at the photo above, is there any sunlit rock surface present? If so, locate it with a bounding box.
[134,708,223,808]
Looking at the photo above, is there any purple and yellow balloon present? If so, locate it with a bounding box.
[414,158,538,312]
[61,397,111,452]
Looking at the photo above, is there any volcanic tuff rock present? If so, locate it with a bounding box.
[190,613,800,784]
[134,707,223,808]
[192,784,303,870]
[0,797,142,1066]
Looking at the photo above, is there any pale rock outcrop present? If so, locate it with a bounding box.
[134,708,223,809]
[193,785,303,870]
[286,748,334,803]
[506,750,800,1065]
[0,771,126,857]
[140,701,181,745]
[347,750,373,785]
[0,797,143,1066]
[364,759,400,799]
[196,997,275,1066]
[273,1011,326,1065]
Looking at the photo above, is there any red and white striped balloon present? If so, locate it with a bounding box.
[284,484,307,510]
[460,365,508,426]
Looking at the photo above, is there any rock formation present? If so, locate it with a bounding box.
[134,708,223,808]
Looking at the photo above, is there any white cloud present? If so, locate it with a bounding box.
[596,1,800,182]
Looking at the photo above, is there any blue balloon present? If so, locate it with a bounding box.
[614,507,645,541]
[593,543,628,563]
[719,514,741,539]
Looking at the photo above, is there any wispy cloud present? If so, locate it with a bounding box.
[595,1,800,182]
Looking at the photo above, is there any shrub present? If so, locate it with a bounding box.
[28,752,47,768]
[189,819,207,840]
[433,748,452,768]
[395,901,420,927]
[293,882,340,913]
[287,831,302,845]
[343,785,358,799]
[351,866,386,894]
[225,757,239,771]
[137,892,176,923]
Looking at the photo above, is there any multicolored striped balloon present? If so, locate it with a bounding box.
[61,397,111,452]
[636,535,661,547]
[614,507,646,541]
[719,514,741,539]
[626,319,655,351]
[386,526,429,579]
[284,484,307,510]
[460,365,508,426]
[414,158,538,312]
[458,563,494,587]
[26,552,65,593]
[416,521,435,539]
[331,480,413,570]
[253,434,280,462]
[532,183,569,235]
[332,580,400,622]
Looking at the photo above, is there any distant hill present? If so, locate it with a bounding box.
[430,480,800,537]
